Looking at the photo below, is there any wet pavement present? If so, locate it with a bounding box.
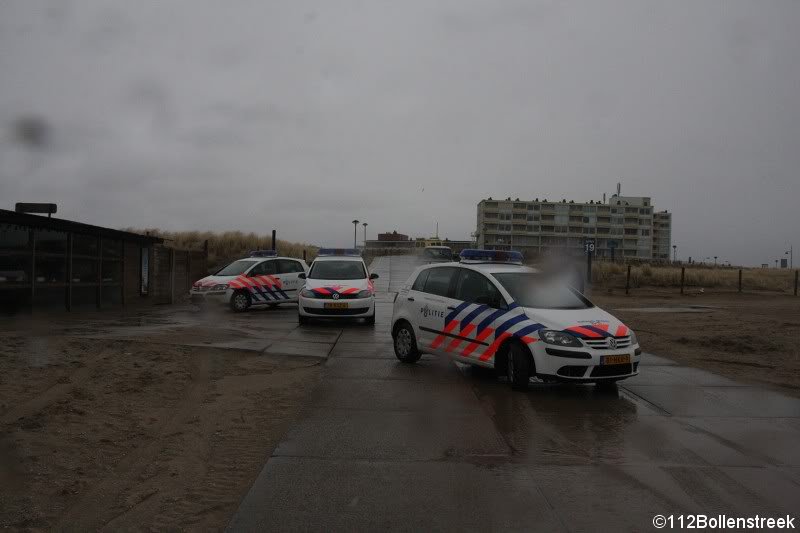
[6,256,798,531]
[226,255,800,532]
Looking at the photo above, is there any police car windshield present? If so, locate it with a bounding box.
[492,273,593,310]
[215,259,258,276]
[309,260,366,280]
[424,248,453,259]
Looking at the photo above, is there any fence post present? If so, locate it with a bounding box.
[680,267,685,295]
[795,270,798,296]
[738,269,742,293]
[169,248,175,305]
[625,264,631,295]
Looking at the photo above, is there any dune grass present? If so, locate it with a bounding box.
[127,229,318,271]
[591,261,795,292]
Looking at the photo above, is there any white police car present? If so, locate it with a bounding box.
[422,245,454,262]
[298,248,378,325]
[391,249,641,389]
[190,251,308,312]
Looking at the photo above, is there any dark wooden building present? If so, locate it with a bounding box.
[0,209,205,313]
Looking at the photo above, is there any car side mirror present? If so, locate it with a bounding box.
[369,273,379,280]
[298,273,306,279]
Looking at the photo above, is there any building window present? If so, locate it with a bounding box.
[36,229,68,254]
[0,224,31,251]
[73,234,98,257]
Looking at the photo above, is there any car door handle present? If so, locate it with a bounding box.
[407,297,415,301]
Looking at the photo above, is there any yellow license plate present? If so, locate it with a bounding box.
[324,302,349,309]
[602,354,631,365]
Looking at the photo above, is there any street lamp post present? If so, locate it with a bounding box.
[362,222,368,248]
[352,220,359,248]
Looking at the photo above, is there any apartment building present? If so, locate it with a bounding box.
[476,194,672,261]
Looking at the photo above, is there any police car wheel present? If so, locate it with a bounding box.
[230,291,251,312]
[393,322,421,363]
[365,315,375,326]
[507,342,531,391]
[298,314,309,325]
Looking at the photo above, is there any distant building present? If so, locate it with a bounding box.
[377,231,409,242]
[366,232,474,253]
[475,193,672,261]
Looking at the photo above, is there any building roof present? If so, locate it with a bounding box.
[0,209,164,244]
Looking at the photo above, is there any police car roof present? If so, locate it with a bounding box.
[462,262,537,274]
[313,255,364,262]
[237,255,295,262]
[416,261,536,274]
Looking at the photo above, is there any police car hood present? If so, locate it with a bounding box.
[304,278,371,296]
[521,305,631,337]
[193,274,238,288]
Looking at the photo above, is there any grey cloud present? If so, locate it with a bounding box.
[0,0,798,262]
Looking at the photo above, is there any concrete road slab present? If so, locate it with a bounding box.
[284,327,342,343]
[310,378,484,413]
[678,417,800,466]
[638,352,680,365]
[500,413,764,467]
[263,340,333,358]
[228,457,565,532]
[338,328,392,344]
[624,365,746,387]
[473,379,666,416]
[230,255,800,531]
[323,357,462,382]
[185,339,271,352]
[273,409,508,461]
[525,464,693,531]
[328,341,396,358]
[716,465,800,516]
[624,385,800,417]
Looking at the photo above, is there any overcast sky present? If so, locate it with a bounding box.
[1,1,798,265]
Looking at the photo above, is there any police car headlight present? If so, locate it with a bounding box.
[357,290,373,298]
[300,288,315,298]
[212,284,229,291]
[539,330,583,348]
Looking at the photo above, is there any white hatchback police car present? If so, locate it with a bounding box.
[191,251,308,312]
[391,249,641,389]
[298,249,378,325]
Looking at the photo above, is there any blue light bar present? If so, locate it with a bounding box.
[317,248,361,257]
[459,249,523,264]
[249,250,278,257]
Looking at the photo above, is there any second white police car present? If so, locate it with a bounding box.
[391,249,641,390]
[298,248,379,325]
[191,251,308,312]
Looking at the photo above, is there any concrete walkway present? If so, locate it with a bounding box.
[228,255,800,532]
